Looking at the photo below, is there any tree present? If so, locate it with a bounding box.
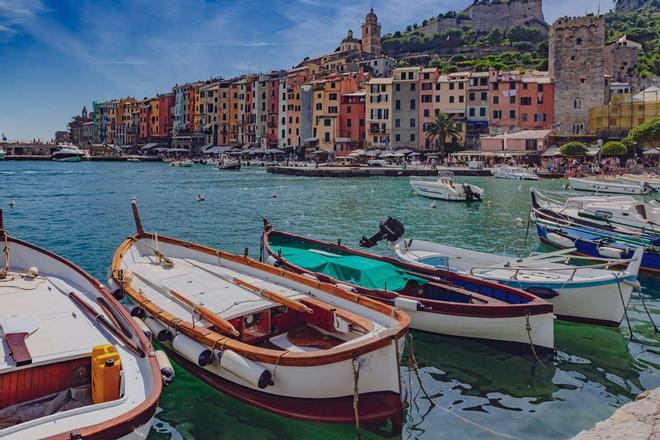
[625,116,660,149]
[560,141,588,156]
[600,141,627,156]
[425,113,461,155]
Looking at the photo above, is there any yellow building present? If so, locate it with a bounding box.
[366,77,392,148]
[589,86,660,136]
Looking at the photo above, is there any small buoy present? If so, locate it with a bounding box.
[272,192,277,198]
[431,201,437,209]
[486,200,492,207]
[25,266,39,278]
[514,217,524,226]
[8,200,15,208]
[196,194,205,202]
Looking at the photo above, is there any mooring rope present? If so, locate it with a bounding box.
[351,354,362,439]
[524,311,546,367]
[1,233,9,279]
[637,290,659,333]
[615,275,635,340]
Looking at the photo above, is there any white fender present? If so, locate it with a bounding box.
[546,232,574,248]
[172,334,214,367]
[218,349,272,389]
[266,255,278,266]
[155,350,176,386]
[597,246,624,259]
[394,296,424,312]
[144,317,172,342]
[121,301,145,318]
[132,316,152,339]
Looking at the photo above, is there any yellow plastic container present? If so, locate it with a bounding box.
[91,344,122,404]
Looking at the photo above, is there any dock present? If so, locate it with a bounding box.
[266,166,492,177]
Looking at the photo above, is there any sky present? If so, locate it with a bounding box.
[0,0,611,141]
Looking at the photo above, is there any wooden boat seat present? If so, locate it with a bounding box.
[287,325,344,350]
[301,298,374,333]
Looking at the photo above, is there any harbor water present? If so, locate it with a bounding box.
[1,161,658,439]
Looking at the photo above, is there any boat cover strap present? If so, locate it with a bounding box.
[269,234,427,292]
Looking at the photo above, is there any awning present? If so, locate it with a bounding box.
[397,148,415,154]
[643,147,660,155]
[496,151,530,157]
[167,148,190,153]
[141,143,159,150]
[365,150,382,157]
[242,143,252,150]
[303,137,318,144]
[265,148,285,154]
[204,146,233,154]
[450,150,485,156]
[541,147,561,157]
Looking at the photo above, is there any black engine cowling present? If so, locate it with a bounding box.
[359,217,405,248]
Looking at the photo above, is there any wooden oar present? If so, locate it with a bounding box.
[183,258,313,314]
[131,271,240,337]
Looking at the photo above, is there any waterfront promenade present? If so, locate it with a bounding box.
[267,165,492,177]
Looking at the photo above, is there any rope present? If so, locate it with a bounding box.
[524,311,546,367]
[271,349,289,385]
[406,333,435,405]
[0,233,9,279]
[351,354,361,439]
[637,290,659,333]
[136,235,174,269]
[615,275,635,340]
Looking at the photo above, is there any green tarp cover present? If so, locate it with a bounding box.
[269,233,428,292]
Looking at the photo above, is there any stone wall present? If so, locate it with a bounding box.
[605,43,641,91]
[549,16,607,135]
[416,0,547,37]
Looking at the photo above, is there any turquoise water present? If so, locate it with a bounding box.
[1,161,658,439]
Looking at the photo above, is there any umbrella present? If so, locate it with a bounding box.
[365,150,382,157]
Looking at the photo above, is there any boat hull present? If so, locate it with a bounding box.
[160,345,404,428]
[52,155,82,162]
[410,182,483,201]
[569,178,650,195]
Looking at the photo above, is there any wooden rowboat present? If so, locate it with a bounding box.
[0,209,163,439]
[262,220,555,351]
[108,201,410,430]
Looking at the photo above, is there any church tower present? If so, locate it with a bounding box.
[361,8,381,56]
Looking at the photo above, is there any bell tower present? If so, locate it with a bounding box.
[361,8,381,56]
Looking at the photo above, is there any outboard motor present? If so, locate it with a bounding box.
[463,184,481,202]
[359,217,405,248]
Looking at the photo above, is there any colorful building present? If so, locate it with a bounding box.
[589,86,660,136]
[366,77,392,148]
[418,68,440,150]
[391,67,421,149]
[336,90,366,155]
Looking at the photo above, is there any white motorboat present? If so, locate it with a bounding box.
[218,155,241,170]
[0,147,6,160]
[568,177,651,195]
[52,144,84,162]
[619,175,660,191]
[394,238,642,326]
[0,210,163,439]
[532,188,660,233]
[108,201,409,428]
[492,166,539,180]
[410,171,484,201]
[171,159,193,168]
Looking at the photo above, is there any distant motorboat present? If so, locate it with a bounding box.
[410,171,484,201]
[218,155,241,170]
[492,166,538,180]
[52,144,84,162]
[171,159,193,168]
[0,147,6,160]
[394,238,642,326]
[568,177,651,195]
[618,175,660,191]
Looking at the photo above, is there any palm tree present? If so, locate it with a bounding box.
[424,113,461,156]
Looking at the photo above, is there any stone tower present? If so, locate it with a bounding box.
[361,8,381,56]
[549,16,606,135]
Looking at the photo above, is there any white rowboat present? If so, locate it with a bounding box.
[569,177,651,195]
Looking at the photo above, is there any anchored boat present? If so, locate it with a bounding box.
[568,177,651,195]
[393,238,642,327]
[262,218,555,350]
[52,144,84,162]
[0,210,163,439]
[218,154,241,170]
[492,166,539,180]
[109,201,410,429]
[410,171,484,201]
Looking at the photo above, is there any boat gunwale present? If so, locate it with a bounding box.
[0,229,162,440]
[262,226,554,318]
[110,232,410,367]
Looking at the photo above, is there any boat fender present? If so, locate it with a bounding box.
[524,286,559,299]
[25,266,39,278]
[597,246,624,259]
[266,255,279,267]
[546,232,574,249]
[121,302,145,318]
[155,350,176,386]
[172,334,214,367]
[144,317,173,342]
[112,288,125,300]
[132,316,152,339]
[218,349,272,389]
[393,297,424,312]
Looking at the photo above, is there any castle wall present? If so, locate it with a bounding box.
[605,44,641,91]
[549,16,607,135]
[465,0,546,33]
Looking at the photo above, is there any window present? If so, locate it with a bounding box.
[324,132,330,142]
[435,95,441,103]
[395,118,401,128]
[469,108,475,117]
[395,134,400,142]
[537,84,544,92]
[521,113,528,122]
[316,103,322,110]
[521,97,532,106]
[347,119,352,127]
[480,107,486,117]
[410,99,416,110]
[459,96,464,103]
[469,92,475,101]
[410,118,416,128]
[493,96,499,105]
[395,84,401,91]
[395,100,401,110]
[422,83,433,91]
[424,109,430,117]
[329,93,337,100]
[493,82,499,91]
[435,83,441,91]
[573,98,582,109]
[410,133,416,142]
[449,96,455,104]
[423,73,430,80]
[347,106,352,113]
[422,95,432,103]
[576,37,582,45]
[328,106,338,114]
[509,82,515,90]
[493,110,501,119]
[458,82,464,90]
[410,83,416,91]
[509,96,515,104]
[525,139,536,150]
[449,83,455,90]
[509,110,516,119]
[523,83,528,90]
[481,92,487,100]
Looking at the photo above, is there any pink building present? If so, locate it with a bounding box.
[336,91,366,156]
[418,67,440,150]
[489,70,554,133]
[480,129,553,153]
